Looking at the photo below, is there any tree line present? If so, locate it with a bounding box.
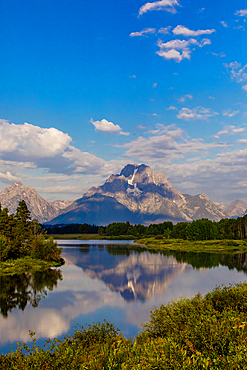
[44,214,247,241]
[0,200,62,262]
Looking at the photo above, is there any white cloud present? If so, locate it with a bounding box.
[220,21,228,27]
[156,38,211,62]
[177,107,218,120]
[158,26,171,34]
[0,171,19,182]
[0,119,110,178]
[222,110,240,117]
[130,28,156,37]
[231,127,245,134]
[118,124,228,165]
[129,75,136,78]
[166,106,177,110]
[214,130,228,139]
[139,0,180,16]
[235,9,247,17]
[0,119,71,158]
[243,85,247,91]
[211,52,226,58]
[90,118,129,135]
[153,82,158,88]
[224,61,247,83]
[214,125,245,138]
[172,25,215,37]
[156,39,191,62]
[179,94,193,103]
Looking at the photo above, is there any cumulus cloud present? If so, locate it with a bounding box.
[130,28,156,37]
[177,107,218,120]
[235,9,247,17]
[90,118,129,135]
[179,94,193,103]
[139,0,180,16]
[0,119,71,158]
[156,38,211,62]
[172,25,215,37]
[0,119,110,178]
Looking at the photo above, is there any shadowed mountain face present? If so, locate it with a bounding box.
[49,164,228,225]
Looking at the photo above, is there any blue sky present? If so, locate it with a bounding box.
[0,0,246,203]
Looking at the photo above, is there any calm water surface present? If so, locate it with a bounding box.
[1,240,247,354]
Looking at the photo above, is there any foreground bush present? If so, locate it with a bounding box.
[1,284,247,369]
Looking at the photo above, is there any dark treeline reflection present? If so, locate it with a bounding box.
[0,269,63,318]
[105,246,247,273]
[164,250,247,273]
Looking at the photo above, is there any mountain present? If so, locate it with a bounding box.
[220,200,247,218]
[180,193,226,221]
[0,182,72,223]
[2,165,246,225]
[48,164,229,225]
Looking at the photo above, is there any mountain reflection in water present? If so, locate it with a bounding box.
[1,242,247,354]
[62,244,247,302]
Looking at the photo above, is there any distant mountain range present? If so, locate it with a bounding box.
[0,164,246,225]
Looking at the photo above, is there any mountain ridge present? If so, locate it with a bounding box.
[47,164,243,225]
[0,182,72,223]
[1,164,246,225]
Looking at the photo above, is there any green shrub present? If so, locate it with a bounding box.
[2,283,247,369]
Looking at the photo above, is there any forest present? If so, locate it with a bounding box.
[46,216,247,241]
[0,200,62,263]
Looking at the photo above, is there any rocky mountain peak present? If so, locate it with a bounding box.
[199,193,210,201]
[119,164,168,186]
[0,182,72,223]
[119,163,141,178]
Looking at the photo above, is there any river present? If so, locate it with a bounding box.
[0,239,247,354]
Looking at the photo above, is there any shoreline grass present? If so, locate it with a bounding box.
[134,237,247,254]
[0,256,64,276]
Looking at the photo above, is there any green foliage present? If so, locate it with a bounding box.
[0,200,62,266]
[185,219,219,241]
[171,222,188,239]
[0,257,63,276]
[135,237,247,254]
[45,223,100,235]
[104,221,173,238]
[2,283,247,369]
